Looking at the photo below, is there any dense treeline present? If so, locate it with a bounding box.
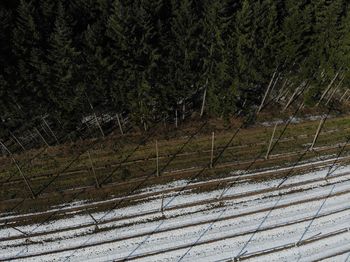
[1,0,350,137]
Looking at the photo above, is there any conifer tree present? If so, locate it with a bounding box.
[168,0,201,111]
[235,0,261,110]
[339,4,350,88]
[47,1,82,128]
[200,0,235,116]
[107,0,163,128]
[81,0,112,110]
[312,0,345,77]
[12,0,48,119]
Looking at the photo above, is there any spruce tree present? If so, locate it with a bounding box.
[12,0,47,120]
[47,1,82,129]
[167,0,201,112]
[235,0,261,111]
[312,0,345,77]
[83,23,111,107]
[339,4,350,89]
[199,0,235,116]
[107,0,163,128]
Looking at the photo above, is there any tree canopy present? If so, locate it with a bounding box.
[1,0,350,137]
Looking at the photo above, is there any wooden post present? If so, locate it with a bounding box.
[210,132,215,168]
[325,86,338,106]
[88,151,100,188]
[283,83,304,111]
[88,213,99,231]
[143,116,147,131]
[41,123,51,140]
[9,131,25,151]
[156,140,159,176]
[116,113,124,135]
[346,93,350,102]
[280,90,290,102]
[35,127,49,147]
[326,76,344,105]
[276,80,289,101]
[258,69,277,112]
[0,142,6,157]
[161,193,165,216]
[42,117,59,144]
[87,96,105,138]
[283,87,299,111]
[200,86,207,117]
[271,75,280,92]
[182,103,185,120]
[0,141,36,199]
[340,90,349,102]
[175,110,178,128]
[310,117,326,151]
[265,123,278,160]
[317,71,340,106]
[94,112,105,138]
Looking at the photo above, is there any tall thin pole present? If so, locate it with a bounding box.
[175,110,178,128]
[182,103,186,120]
[94,113,105,138]
[265,123,278,160]
[161,193,165,217]
[42,117,59,144]
[88,150,99,188]
[87,94,105,138]
[116,113,124,135]
[9,131,25,151]
[340,90,349,102]
[325,75,344,105]
[200,86,207,117]
[258,69,277,112]
[310,117,326,151]
[283,83,303,111]
[317,71,340,106]
[210,132,215,168]
[156,140,159,176]
[35,127,49,147]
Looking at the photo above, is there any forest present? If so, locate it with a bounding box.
[1,0,350,139]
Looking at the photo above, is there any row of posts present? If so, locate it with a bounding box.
[1,116,326,201]
[155,116,327,176]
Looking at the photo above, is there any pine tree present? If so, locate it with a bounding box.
[81,0,112,111]
[312,0,345,77]
[339,4,350,89]
[47,1,82,129]
[235,0,261,111]
[83,23,111,105]
[199,0,235,116]
[12,0,48,119]
[167,0,201,113]
[107,0,138,122]
[107,0,163,128]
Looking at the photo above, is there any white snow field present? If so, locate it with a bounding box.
[1,159,350,262]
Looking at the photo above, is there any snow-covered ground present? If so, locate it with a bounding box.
[1,163,350,261]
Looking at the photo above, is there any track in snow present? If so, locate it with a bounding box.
[1,163,350,261]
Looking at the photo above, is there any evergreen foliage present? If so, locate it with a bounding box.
[1,0,350,136]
